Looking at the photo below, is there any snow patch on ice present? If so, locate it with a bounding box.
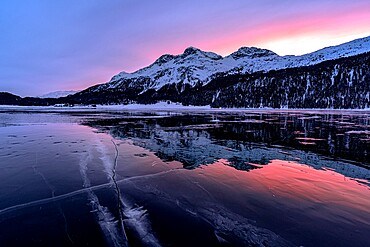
[78,147,128,247]
[123,206,162,247]
[94,139,115,181]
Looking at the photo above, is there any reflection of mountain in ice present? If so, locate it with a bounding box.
[108,125,370,183]
[80,112,370,246]
[1,111,369,246]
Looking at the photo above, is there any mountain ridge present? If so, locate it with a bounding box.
[38,90,79,98]
[101,36,370,94]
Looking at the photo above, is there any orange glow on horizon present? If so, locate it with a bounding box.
[139,4,370,61]
[204,7,370,56]
[201,159,370,215]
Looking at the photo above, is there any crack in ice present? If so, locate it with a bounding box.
[111,139,129,246]
[80,144,128,247]
[0,168,181,217]
[32,152,56,197]
[59,207,74,244]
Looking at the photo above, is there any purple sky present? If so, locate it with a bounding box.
[1,0,370,96]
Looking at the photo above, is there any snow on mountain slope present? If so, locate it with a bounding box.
[106,47,227,91]
[39,90,79,98]
[99,36,370,93]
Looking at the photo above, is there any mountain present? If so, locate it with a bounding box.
[39,90,79,98]
[68,36,370,108]
[1,36,370,108]
[91,36,370,94]
[0,92,22,105]
[0,92,60,106]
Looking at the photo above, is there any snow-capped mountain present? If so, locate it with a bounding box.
[96,36,370,93]
[1,36,369,108]
[39,90,79,98]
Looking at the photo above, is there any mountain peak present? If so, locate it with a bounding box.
[183,46,202,55]
[102,35,370,94]
[182,46,222,60]
[230,47,278,59]
[152,47,222,67]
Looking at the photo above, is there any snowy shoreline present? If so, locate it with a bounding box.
[0,102,370,114]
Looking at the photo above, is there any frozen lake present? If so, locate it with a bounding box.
[0,108,369,246]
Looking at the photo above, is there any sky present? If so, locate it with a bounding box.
[1,0,370,96]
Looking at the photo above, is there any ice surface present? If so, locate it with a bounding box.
[1,111,369,247]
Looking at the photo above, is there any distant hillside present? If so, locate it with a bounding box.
[39,90,79,98]
[0,92,22,105]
